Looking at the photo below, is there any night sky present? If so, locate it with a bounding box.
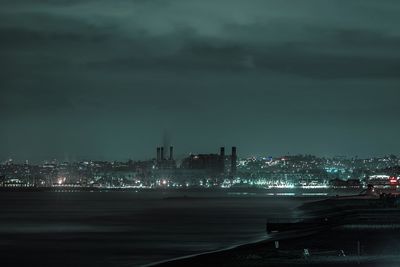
[1,0,399,162]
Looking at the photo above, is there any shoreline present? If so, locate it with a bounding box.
[141,236,271,267]
[149,227,400,267]
[146,226,327,267]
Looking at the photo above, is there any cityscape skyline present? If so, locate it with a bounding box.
[2,148,399,190]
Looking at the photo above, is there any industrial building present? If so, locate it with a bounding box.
[151,146,238,185]
[180,146,237,176]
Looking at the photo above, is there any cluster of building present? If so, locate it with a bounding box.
[1,149,399,190]
[235,155,400,189]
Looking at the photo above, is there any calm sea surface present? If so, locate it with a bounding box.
[0,190,315,266]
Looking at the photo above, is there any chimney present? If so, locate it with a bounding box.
[220,147,225,157]
[231,146,237,175]
[169,146,174,160]
[160,147,164,160]
[220,147,225,173]
[157,147,161,161]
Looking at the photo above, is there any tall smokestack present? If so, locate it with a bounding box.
[157,147,161,161]
[169,146,174,160]
[220,147,225,157]
[160,147,164,160]
[231,146,237,175]
[220,147,225,173]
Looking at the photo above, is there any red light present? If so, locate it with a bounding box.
[389,177,398,184]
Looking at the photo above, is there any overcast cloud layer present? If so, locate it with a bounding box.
[1,0,400,162]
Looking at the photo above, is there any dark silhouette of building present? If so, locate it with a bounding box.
[182,154,224,173]
[180,146,237,175]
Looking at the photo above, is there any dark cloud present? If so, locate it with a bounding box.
[1,0,400,161]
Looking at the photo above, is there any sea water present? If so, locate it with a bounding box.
[0,190,313,267]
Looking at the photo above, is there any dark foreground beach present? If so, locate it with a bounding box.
[155,197,400,267]
[154,227,400,267]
